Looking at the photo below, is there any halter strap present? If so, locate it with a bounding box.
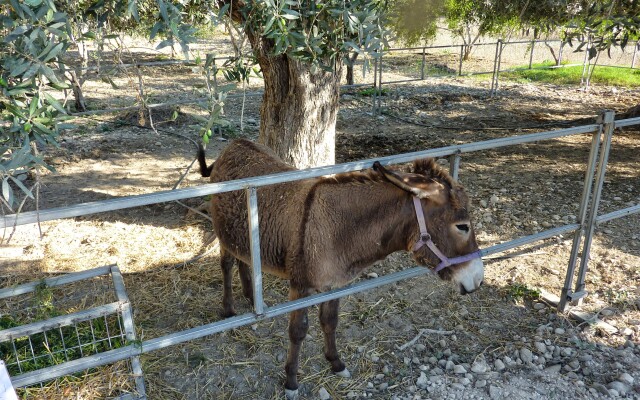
[412,197,482,272]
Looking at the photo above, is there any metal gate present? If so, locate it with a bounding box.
[1,111,638,391]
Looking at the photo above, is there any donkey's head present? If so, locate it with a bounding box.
[374,160,484,294]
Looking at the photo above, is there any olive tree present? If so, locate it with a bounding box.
[215,0,386,168]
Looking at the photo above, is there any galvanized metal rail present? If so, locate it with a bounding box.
[0,123,598,229]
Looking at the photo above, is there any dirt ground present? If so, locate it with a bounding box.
[1,39,639,399]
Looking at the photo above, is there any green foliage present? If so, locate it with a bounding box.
[564,1,640,59]
[1,0,74,210]
[226,0,388,71]
[504,283,541,302]
[357,86,389,97]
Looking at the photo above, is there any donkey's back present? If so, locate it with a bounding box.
[200,139,310,279]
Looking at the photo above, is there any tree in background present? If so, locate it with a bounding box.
[215,1,386,168]
[0,0,202,214]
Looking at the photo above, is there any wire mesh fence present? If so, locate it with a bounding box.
[0,265,145,399]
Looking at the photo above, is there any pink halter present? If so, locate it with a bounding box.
[412,197,482,272]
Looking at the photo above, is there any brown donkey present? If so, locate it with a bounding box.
[198,139,484,398]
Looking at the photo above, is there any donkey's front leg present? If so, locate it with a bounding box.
[284,287,310,399]
[319,299,350,378]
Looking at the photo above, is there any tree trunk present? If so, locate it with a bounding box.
[345,52,358,86]
[249,35,342,169]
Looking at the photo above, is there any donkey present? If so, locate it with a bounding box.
[198,139,483,398]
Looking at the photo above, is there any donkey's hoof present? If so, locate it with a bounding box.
[284,388,299,400]
[335,368,351,378]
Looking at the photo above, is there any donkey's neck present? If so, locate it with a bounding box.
[338,184,416,276]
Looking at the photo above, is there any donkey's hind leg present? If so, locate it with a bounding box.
[220,247,237,318]
[237,260,254,303]
[284,287,311,399]
[319,299,350,378]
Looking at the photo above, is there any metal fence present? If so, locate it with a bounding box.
[1,110,639,392]
[0,265,146,398]
[64,38,640,118]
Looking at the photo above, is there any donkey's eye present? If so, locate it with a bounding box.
[456,224,470,233]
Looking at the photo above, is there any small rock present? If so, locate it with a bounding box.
[475,379,487,388]
[451,383,465,390]
[453,364,467,374]
[378,383,388,391]
[607,381,630,395]
[534,342,547,354]
[593,383,610,396]
[494,359,506,371]
[600,309,615,317]
[533,303,547,310]
[554,327,565,335]
[415,344,426,352]
[490,195,499,204]
[446,360,455,371]
[618,372,634,385]
[471,360,489,373]
[318,387,331,400]
[459,377,471,386]
[366,272,379,279]
[488,385,502,399]
[578,354,593,362]
[544,364,562,374]
[416,372,428,388]
[519,348,533,363]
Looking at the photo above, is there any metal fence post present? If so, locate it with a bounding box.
[572,110,616,306]
[632,41,639,69]
[421,47,426,80]
[458,45,464,76]
[491,40,503,97]
[246,187,265,315]
[448,153,461,181]
[558,116,604,311]
[111,265,147,398]
[377,50,384,113]
[372,54,378,115]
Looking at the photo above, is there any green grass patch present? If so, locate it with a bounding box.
[358,87,389,97]
[503,283,541,303]
[502,61,640,87]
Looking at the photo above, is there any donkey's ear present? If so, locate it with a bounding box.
[374,161,446,200]
[412,158,438,177]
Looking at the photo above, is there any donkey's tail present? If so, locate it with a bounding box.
[197,144,214,177]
